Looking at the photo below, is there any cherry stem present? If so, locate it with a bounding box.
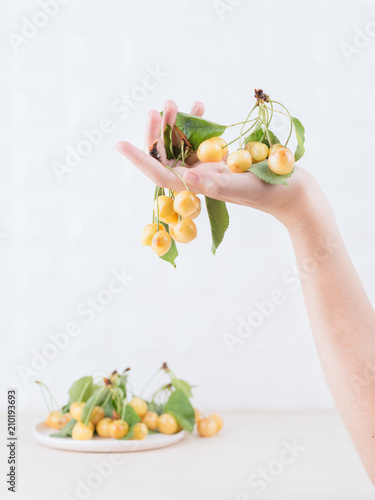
[127,380,135,400]
[36,381,58,413]
[153,185,164,229]
[163,164,189,191]
[152,157,180,225]
[101,389,112,410]
[78,378,93,404]
[225,119,261,149]
[261,105,273,146]
[238,121,263,149]
[226,117,258,127]
[140,367,162,398]
[267,101,274,128]
[82,386,107,426]
[269,100,293,147]
[90,370,108,384]
[112,388,123,420]
[239,104,258,149]
[120,396,126,421]
[150,382,172,402]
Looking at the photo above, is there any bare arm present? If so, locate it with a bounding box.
[287,186,375,482]
[116,100,375,482]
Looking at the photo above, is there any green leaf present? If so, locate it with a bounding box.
[116,406,141,439]
[81,387,110,426]
[147,401,164,416]
[249,160,294,186]
[244,128,263,144]
[117,375,128,399]
[146,429,158,435]
[60,402,70,415]
[122,424,135,440]
[123,405,141,427]
[102,397,114,418]
[174,112,226,150]
[110,388,124,414]
[163,123,194,161]
[159,223,178,267]
[291,117,305,161]
[68,376,94,405]
[244,127,280,148]
[171,378,192,399]
[50,419,76,438]
[164,389,195,433]
[205,197,229,255]
[264,129,281,148]
[163,124,175,160]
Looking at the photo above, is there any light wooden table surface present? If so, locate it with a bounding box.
[2,411,374,500]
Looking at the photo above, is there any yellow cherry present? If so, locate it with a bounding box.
[90,406,105,426]
[154,196,176,220]
[159,212,179,224]
[244,141,269,163]
[209,414,223,432]
[141,411,159,431]
[96,417,113,438]
[157,414,179,435]
[70,402,85,422]
[197,139,223,162]
[141,223,165,246]
[197,417,217,437]
[227,150,252,173]
[45,411,61,429]
[129,397,148,418]
[268,143,285,157]
[209,137,228,156]
[56,412,72,430]
[173,191,201,219]
[268,148,295,175]
[194,408,202,424]
[169,219,197,244]
[72,421,94,440]
[109,419,129,439]
[151,231,172,256]
[132,422,148,440]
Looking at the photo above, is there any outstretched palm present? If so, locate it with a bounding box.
[116,100,310,225]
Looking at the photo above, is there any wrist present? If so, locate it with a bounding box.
[277,170,334,236]
[285,181,342,257]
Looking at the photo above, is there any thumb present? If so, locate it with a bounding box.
[183,170,223,198]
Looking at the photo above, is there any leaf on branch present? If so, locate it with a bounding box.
[291,117,305,161]
[205,197,229,255]
[249,160,294,186]
[160,222,178,267]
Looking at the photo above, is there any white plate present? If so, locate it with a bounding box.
[33,423,185,453]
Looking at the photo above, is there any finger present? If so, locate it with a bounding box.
[115,141,186,190]
[144,110,162,149]
[161,100,178,135]
[183,167,228,200]
[190,101,205,117]
[185,165,272,205]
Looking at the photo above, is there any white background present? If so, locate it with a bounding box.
[2,0,375,414]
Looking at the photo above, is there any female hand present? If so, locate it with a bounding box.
[117,100,375,484]
[116,99,325,230]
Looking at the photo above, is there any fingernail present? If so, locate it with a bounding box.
[184,171,200,187]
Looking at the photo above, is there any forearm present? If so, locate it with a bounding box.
[119,101,375,478]
[288,186,375,481]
